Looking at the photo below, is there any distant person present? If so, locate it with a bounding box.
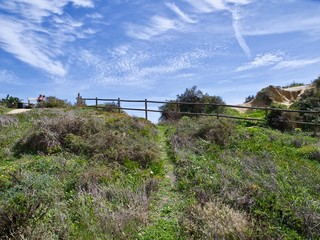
[37,94,45,108]
[37,94,43,102]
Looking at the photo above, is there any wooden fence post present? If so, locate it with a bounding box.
[264,107,268,126]
[314,112,319,137]
[145,99,148,120]
[95,97,98,109]
[118,98,121,113]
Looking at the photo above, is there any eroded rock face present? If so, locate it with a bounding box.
[250,85,312,107]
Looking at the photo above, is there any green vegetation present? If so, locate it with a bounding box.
[282,81,305,89]
[164,116,320,239]
[41,96,71,108]
[1,95,21,108]
[159,86,225,121]
[1,81,320,239]
[0,108,162,239]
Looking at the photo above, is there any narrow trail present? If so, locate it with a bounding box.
[7,109,31,114]
[138,125,184,239]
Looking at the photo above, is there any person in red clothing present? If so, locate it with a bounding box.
[37,94,45,102]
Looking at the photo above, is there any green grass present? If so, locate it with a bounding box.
[1,108,320,239]
[165,116,320,239]
[0,108,163,239]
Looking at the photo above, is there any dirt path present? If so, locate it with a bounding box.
[137,126,184,239]
[7,109,32,114]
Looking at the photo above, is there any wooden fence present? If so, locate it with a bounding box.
[76,93,320,136]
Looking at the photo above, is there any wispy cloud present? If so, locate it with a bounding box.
[237,52,284,71]
[77,47,212,86]
[185,0,215,13]
[231,8,251,57]
[0,69,18,83]
[184,0,253,57]
[273,58,320,70]
[0,0,94,76]
[126,16,177,40]
[166,2,197,23]
[237,52,320,72]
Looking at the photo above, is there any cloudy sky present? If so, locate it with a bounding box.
[1,0,320,119]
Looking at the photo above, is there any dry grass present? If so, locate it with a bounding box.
[0,115,18,127]
[182,199,252,239]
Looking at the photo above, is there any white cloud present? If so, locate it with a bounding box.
[204,0,226,10]
[273,58,320,70]
[86,13,104,19]
[237,52,284,71]
[184,0,215,13]
[237,53,320,72]
[166,2,197,23]
[0,18,66,76]
[71,0,94,8]
[232,9,251,57]
[225,0,252,4]
[0,69,18,83]
[0,0,94,76]
[77,48,211,87]
[184,0,254,57]
[127,16,177,40]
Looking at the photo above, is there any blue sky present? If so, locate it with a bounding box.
[1,0,320,120]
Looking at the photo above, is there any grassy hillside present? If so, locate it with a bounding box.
[1,108,320,239]
[0,108,162,239]
[164,116,320,239]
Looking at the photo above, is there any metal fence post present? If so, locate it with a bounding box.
[117,98,121,113]
[95,97,98,109]
[145,99,148,120]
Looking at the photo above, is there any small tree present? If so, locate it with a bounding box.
[42,96,70,108]
[290,76,320,130]
[159,86,225,121]
[244,95,255,103]
[1,95,21,108]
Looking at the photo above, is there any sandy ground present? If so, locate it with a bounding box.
[7,109,32,114]
[284,85,312,92]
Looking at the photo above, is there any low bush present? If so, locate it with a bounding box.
[181,200,251,239]
[14,111,160,167]
[41,96,71,108]
[0,115,18,128]
[170,116,234,154]
[267,105,300,131]
[14,113,96,154]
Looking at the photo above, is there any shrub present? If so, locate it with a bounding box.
[1,95,21,108]
[267,105,300,131]
[159,86,225,121]
[14,112,100,154]
[104,102,119,112]
[244,95,255,103]
[297,146,320,161]
[0,115,18,127]
[290,77,320,129]
[0,170,62,239]
[41,96,70,108]
[14,112,160,167]
[171,116,234,152]
[181,200,251,239]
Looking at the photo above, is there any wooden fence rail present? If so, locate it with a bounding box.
[76,93,320,136]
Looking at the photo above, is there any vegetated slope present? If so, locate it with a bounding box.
[164,116,320,239]
[0,108,163,239]
[1,107,320,239]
